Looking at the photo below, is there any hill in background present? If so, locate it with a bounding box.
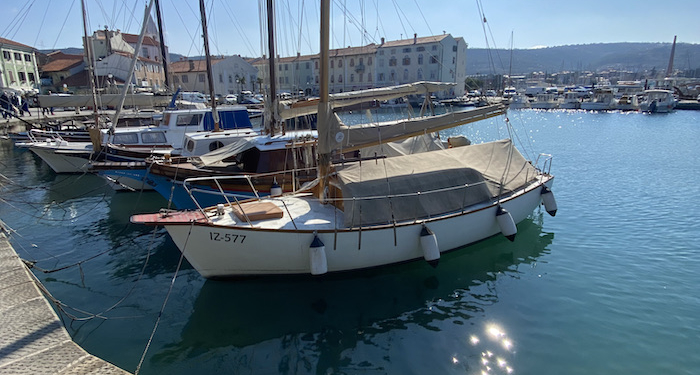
[467,42,700,76]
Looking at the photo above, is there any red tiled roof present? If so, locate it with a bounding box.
[41,57,84,72]
[0,37,33,50]
[121,33,160,47]
[380,34,449,48]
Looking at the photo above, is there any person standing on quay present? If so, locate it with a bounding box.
[21,94,30,116]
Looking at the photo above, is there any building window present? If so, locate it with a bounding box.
[315,61,319,69]
[331,75,334,83]
[285,64,288,71]
[338,74,343,83]
[338,60,343,68]
[389,57,397,67]
[24,54,32,62]
[430,56,438,64]
[379,50,384,56]
[306,62,310,69]
[219,74,223,83]
[430,71,436,79]
[417,68,423,80]
[350,74,354,82]
[14,52,22,60]
[379,59,384,67]
[402,55,410,65]
[403,48,411,53]
[378,73,384,81]
[331,60,334,68]
[229,75,233,83]
[18,72,26,82]
[350,58,354,67]
[173,76,179,83]
[285,77,289,83]
[2,51,9,60]
[390,71,395,81]
[295,63,299,70]
[8,71,14,83]
[28,73,35,82]
[142,47,149,58]
[279,65,282,71]
[368,57,372,65]
[198,73,205,82]
[418,54,424,65]
[432,45,437,51]
[453,45,458,52]
[181,75,188,83]
[417,46,425,52]
[391,49,396,55]
[359,58,363,66]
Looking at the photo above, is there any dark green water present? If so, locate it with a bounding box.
[1,109,699,374]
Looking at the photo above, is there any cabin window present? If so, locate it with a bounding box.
[112,133,139,144]
[141,132,167,144]
[186,140,194,152]
[176,114,203,126]
[209,141,224,152]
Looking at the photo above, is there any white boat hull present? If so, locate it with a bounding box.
[152,177,552,278]
[29,143,93,173]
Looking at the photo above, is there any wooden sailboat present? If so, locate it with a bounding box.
[131,0,558,278]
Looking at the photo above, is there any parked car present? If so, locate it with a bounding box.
[225,94,237,104]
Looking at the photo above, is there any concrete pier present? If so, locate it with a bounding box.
[0,232,131,374]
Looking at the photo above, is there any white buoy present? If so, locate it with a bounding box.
[270,178,283,197]
[420,225,440,267]
[496,206,517,242]
[541,186,558,217]
[309,234,328,275]
[216,203,225,216]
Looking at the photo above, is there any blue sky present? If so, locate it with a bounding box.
[3,0,698,57]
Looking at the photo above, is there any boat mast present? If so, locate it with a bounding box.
[317,0,331,201]
[154,0,170,90]
[199,0,220,132]
[265,0,278,136]
[110,0,155,134]
[80,0,102,150]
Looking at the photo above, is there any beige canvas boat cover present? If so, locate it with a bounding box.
[278,81,455,120]
[335,139,538,227]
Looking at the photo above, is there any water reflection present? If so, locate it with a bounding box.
[151,214,554,374]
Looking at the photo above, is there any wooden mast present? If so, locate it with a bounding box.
[80,0,102,152]
[317,0,331,201]
[265,0,278,136]
[154,0,170,90]
[199,0,220,132]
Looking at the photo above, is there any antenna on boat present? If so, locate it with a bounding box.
[200,0,220,132]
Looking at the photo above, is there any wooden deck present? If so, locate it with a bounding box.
[0,232,132,374]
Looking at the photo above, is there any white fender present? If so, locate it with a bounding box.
[270,179,283,197]
[309,234,328,275]
[420,225,440,267]
[496,206,517,242]
[541,186,558,217]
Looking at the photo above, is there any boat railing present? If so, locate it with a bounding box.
[28,128,67,144]
[185,168,543,227]
[534,153,553,175]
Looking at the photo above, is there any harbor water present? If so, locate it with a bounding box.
[1,109,699,374]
